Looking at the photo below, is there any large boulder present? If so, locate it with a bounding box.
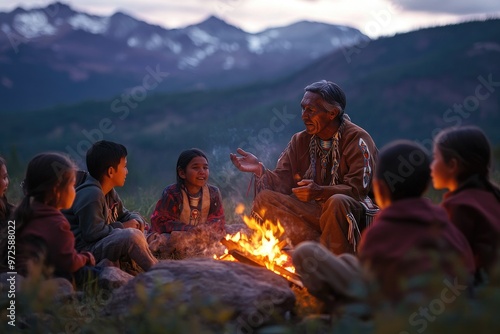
[103,258,296,330]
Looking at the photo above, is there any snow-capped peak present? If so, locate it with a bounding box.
[13,10,57,38]
[68,14,109,34]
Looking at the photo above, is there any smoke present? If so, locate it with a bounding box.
[207,104,299,223]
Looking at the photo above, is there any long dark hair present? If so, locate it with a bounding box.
[176,149,208,185]
[0,156,13,222]
[0,153,76,271]
[13,152,76,230]
[435,126,500,200]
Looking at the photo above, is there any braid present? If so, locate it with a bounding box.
[304,136,317,180]
[329,117,347,185]
[304,116,348,184]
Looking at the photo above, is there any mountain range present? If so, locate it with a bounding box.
[0,2,368,111]
[1,3,499,199]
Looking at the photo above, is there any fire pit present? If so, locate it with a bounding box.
[220,237,303,287]
[215,205,303,287]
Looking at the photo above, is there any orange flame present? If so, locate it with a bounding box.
[215,204,295,275]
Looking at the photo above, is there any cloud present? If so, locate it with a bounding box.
[387,0,500,15]
[4,0,500,38]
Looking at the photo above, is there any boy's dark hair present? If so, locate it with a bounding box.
[176,148,208,185]
[86,140,127,181]
[376,140,430,201]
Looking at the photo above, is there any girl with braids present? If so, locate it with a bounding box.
[148,149,225,257]
[431,126,500,285]
[150,148,225,234]
[0,156,14,225]
[0,153,96,285]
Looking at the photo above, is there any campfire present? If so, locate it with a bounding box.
[215,204,303,287]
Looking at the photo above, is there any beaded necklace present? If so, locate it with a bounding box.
[317,138,334,182]
[187,189,202,225]
[304,115,347,185]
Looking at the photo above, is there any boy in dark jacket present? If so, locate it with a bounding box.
[64,140,157,274]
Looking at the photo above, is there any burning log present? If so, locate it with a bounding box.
[221,238,303,288]
[216,206,303,287]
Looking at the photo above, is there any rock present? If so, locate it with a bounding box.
[45,277,75,301]
[103,258,296,330]
[98,266,134,291]
[147,226,227,260]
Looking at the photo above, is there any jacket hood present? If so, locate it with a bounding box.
[30,200,61,219]
[375,197,449,228]
[76,173,102,192]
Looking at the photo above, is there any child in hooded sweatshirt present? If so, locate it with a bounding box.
[63,140,157,274]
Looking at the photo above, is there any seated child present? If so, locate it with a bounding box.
[0,156,14,225]
[431,126,500,285]
[150,148,225,234]
[1,153,95,285]
[292,140,475,310]
[63,140,157,274]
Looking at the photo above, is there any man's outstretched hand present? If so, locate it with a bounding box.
[230,148,263,176]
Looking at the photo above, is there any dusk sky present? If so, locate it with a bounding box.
[1,0,499,37]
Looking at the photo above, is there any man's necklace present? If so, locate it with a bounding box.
[317,138,334,182]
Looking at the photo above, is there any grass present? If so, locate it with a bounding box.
[2,154,499,332]
[3,257,500,333]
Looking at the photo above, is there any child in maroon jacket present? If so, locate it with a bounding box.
[293,140,474,310]
[431,126,500,285]
[0,156,14,225]
[0,153,95,285]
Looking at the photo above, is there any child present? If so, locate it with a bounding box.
[0,156,14,224]
[150,148,225,233]
[431,126,500,284]
[0,153,95,284]
[292,140,474,309]
[63,140,157,274]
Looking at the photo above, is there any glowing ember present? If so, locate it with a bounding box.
[215,204,295,276]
